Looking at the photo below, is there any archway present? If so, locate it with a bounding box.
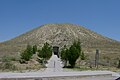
[53,46,59,58]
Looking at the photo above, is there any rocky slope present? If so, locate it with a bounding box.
[0,24,120,60]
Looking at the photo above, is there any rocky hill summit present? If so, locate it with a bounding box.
[0,24,120,59]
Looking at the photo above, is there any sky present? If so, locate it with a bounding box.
[0,0,120,42]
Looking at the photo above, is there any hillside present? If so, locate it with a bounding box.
[0,24,120,60]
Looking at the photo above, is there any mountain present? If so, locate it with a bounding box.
[0,24,120,60]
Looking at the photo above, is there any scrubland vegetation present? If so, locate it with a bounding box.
[0,40,120,72]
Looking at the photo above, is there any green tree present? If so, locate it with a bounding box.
[68,44,80,68]
[20,44,33,61]
[33,45,37,54]
[73,40,81,55]
[61,45,69,67]
[38,42,52,64]
[60,40,82,68]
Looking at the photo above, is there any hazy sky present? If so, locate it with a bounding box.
[0,0,120,42]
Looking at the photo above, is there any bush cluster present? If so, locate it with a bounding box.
[20,44,37,63]
[20,42,52,65]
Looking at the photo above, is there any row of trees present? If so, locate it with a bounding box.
[20,40,120,69]
[61,41,85,68]
[20,45,37,61]
[20,42,52,63]
[20,41,85,68]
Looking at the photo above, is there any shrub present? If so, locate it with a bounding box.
[117,60,120,68]
[81,51,85,60]
[0,55,17,71]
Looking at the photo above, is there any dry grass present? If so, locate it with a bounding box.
[0,23,120,69]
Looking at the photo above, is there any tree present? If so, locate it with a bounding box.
[61,45,69,67]
[60,40,83,68]
[73,40,81,55]
[68,44,80,68]
[38,42,52,63]
[20,44,33,61]
[33,45,37,54]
